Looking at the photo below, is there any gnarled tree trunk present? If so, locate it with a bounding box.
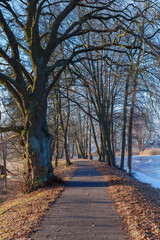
[22,100,54,191]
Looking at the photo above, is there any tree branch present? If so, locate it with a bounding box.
[43,0,80,66]
[0,74,25,116]
[0,0,24,29]
[0,10,27,96]
[0,126,24,133]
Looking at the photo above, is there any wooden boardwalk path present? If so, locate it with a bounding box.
[32,160,129,240]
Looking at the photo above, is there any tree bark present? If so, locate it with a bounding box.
[55,132,59,168]
[127,43,142,175]
[100,126,105,162]
[91,120,101,161]
[101,121,115,166]
[22,101,54,191]
[71,141,75,158]
[88,117,92,160]
[76,139,84,159]
[110,95,115,161]
[127,79,137,175]
[2,142,7,189]
[121,71,130,170]
[64,134,71,166]
[85,116,89,159]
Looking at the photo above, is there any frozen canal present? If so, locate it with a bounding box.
[116,155,160,189]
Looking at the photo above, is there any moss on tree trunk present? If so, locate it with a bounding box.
[22,102,54,192]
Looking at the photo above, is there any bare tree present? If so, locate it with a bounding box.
[0,0,159,190]
[0,0,118,190]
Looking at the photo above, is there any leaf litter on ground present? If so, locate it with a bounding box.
[0,160,77,240]
[92,161,160,240]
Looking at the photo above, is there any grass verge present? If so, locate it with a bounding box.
[92,161,160,240]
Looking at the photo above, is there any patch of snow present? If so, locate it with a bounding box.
[116,155,160,190]
[133,171,160,189]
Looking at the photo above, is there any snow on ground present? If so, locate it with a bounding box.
[116,155,160,190]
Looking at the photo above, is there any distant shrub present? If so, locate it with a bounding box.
[140,148,160,156]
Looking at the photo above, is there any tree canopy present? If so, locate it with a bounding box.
[0,0,159,190]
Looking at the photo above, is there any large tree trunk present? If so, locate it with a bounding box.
[101,121,115,167]
[22,102,54,191]
[91,120,101,161]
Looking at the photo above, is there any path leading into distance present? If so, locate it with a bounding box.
[32,160,129,240]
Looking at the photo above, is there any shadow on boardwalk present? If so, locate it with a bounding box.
[32,160,129,240]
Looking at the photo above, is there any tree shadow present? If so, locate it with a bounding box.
[67,180,107,188]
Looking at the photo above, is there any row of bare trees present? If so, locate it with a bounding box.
[0,0,160,190]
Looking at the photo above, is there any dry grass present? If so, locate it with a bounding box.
[92,161,160,240]
[116,148,160,156]
[0,160,77,240]
[140,148,160,156]
[115,150,140,156]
